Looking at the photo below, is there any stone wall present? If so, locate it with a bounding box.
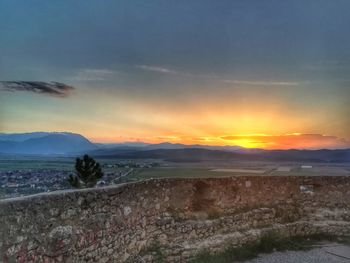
[0,176,350,262]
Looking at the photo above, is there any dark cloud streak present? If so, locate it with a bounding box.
[0,81,74,97]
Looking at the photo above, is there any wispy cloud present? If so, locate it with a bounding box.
[136,64,298,86]
[69,69,117,82]
[220,79,299,86]
[0,81,74,97]
[136,65,178,74]
[302,60,350,72]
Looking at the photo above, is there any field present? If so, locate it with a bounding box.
[0,155,349,199]
[1,156,350,174]
[0,156,75,171]
[1,156,350,178]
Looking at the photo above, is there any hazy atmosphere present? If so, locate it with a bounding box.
[1,0,350,149]
[1,2,350,262]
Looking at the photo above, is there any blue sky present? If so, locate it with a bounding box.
[0,0,349,148]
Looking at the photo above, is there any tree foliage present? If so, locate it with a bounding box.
[68,154,103,188]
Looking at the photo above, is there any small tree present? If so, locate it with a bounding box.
[68,154,103,188]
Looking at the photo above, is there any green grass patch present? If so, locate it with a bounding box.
[139,241,165,263]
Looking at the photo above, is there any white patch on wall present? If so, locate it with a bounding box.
[300,185,314,194]
[123,206,132,216]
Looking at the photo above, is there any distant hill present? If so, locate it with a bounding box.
[0,132,97,155]
[144,142,251,152]
[1,132,349,162]
[91,148,350,163]
[90,142,254,154]
[0,132,54,142]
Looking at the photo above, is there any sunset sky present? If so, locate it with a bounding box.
[0,1,349,149]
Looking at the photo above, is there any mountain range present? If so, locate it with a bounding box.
[0,132,97,155]
[0,132,349,163]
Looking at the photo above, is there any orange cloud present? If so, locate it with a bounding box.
[220,133,350,150]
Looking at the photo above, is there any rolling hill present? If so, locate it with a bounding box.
[91,148,350,163]
[0,132,349,162]
[0,132,97,155]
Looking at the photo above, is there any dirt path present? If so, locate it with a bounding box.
[243,244,350,263]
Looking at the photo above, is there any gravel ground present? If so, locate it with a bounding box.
[243,245,350,263]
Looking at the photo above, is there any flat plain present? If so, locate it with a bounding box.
[1,156,350,178]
